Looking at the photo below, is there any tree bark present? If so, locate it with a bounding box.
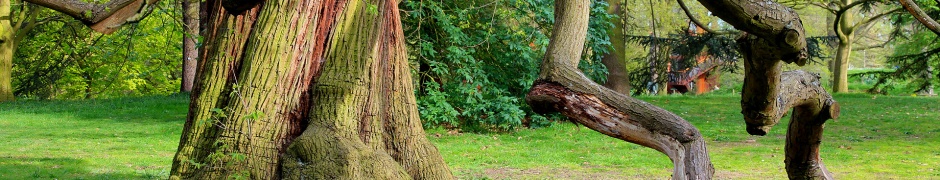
[0,0,12,101]
[900,0,940,36]
[601,0,631,95]
[832,39,853,93]
[0,4,15,102]
[699,0,840,179]
[527,0,714,179]
[23,0,159,34]
[738,36,839,180]
[180,0,199,93]
[168,0,452,179]
[832,0,855,93]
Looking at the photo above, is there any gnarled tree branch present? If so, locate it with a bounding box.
[527,0,713,179]
[23,0,158,34]
[700,0,841,179]
[696,0,807,64]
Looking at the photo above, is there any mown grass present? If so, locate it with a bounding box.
[433,94,940,179]
[0,94,188,179]
[1,93,938,179]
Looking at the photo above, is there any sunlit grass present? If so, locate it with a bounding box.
[432,94,940,179]
[0,95,188,179]
[0,93,937,179]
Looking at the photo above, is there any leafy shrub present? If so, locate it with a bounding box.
[401,0,613,131]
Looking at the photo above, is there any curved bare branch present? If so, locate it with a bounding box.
[23,0,158,34]
[899,0,940,36]
[677,0,727,34]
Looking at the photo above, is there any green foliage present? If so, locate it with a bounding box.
[12,1,182,100]
[401,0,613,131]
[856,3,940,94]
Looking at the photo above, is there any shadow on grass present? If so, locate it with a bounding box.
[0,157,166,179]
[0,94,190,124]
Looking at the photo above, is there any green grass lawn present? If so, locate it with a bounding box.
[0,95,188,179]
[1,93,938,179]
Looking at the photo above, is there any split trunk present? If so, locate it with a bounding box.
[169,0,452,179]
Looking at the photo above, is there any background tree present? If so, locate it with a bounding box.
[859,0,940,95]
[809,0,901,92]
[179,0,199,92]
[12,0,181,99]
[400,0,614,131]
[601,0,631,95]
[1,1,61,101]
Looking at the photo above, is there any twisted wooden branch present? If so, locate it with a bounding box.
[699,1,840,179]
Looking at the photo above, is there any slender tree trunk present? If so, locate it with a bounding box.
[832,0,854,93]
[180,0,199,92]
[833,39,853,93]
[170,0,452,179]
[0,0,14,102]
[527,0,713,179]
[601,0,630,95]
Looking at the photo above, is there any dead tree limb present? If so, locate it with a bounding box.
[24,0,160,34]
[697,0,841,179]
[526,0,713,179]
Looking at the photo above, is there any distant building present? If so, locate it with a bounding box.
[666,22,721,94]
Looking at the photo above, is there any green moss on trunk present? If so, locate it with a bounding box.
[171,0,453,179]
[1,0,15,102]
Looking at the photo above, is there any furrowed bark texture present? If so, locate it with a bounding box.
[171,0,453,179]
[700,1,840,179]
[526,0,713,179]
[1,0,12,102]
[696,0,807,64]
[170,0,319,178]
[279,0,453,178]
[180,0,200,92]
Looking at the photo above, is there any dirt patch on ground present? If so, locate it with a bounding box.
[462,167,665,179]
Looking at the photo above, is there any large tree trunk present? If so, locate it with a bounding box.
[1,0,14,102]
[526,0,714,179]
[170,0,452,179]
[601,0,631,95]
[180,0,199,93]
